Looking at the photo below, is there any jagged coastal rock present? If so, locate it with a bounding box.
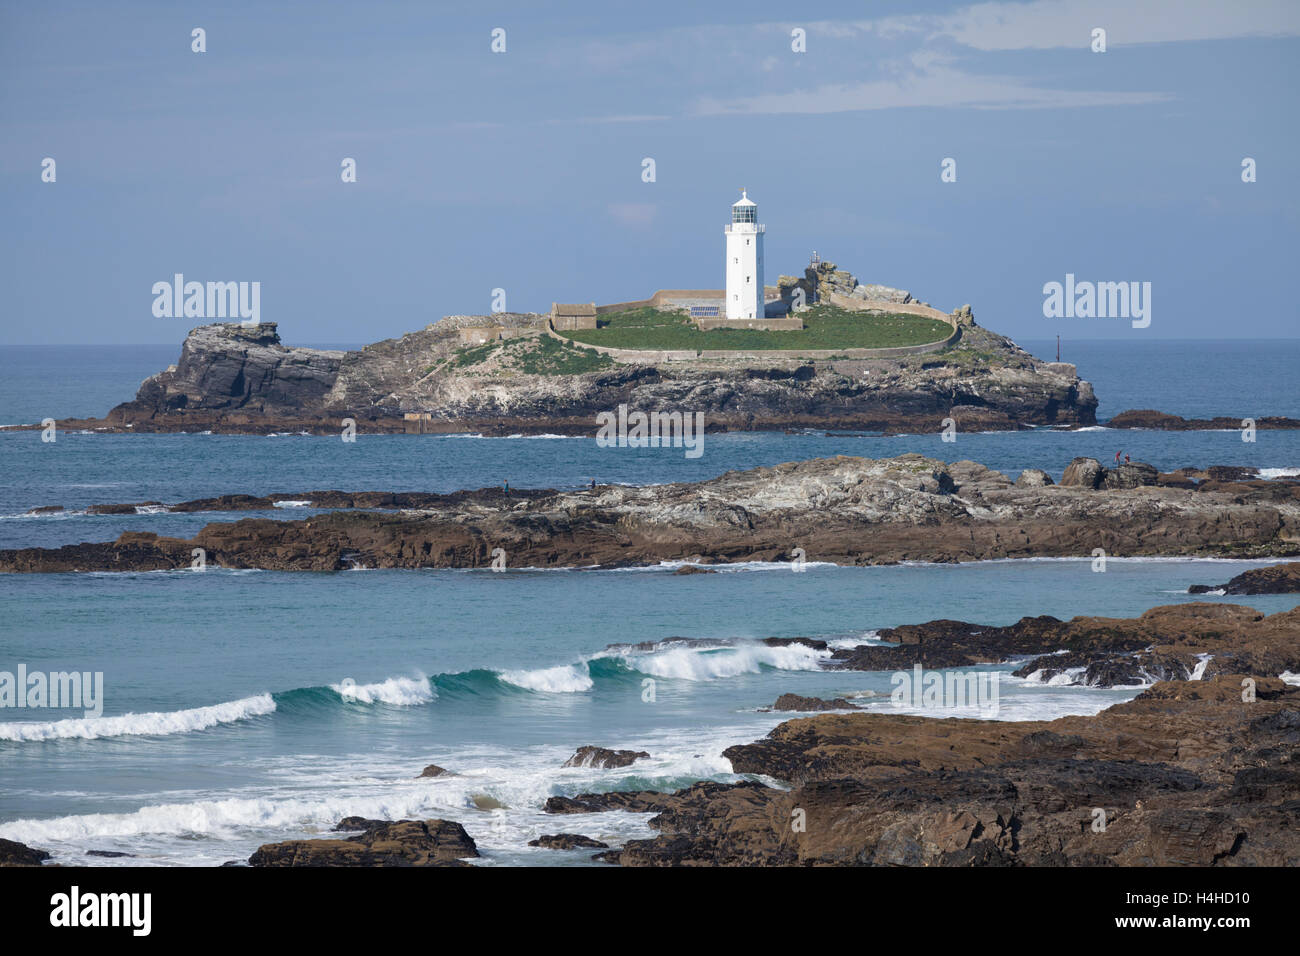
[562,746,650,769]
[4,455,1297,573]
[0,838,51,866]
[829,602,1300,688]
[1188,561,1300,595]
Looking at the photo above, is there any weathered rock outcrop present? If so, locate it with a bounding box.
[248,818,477,867]
[562,746,650,769]
[4,455,1297,573]
[1189,561,1300,595]
[112,323,344,419]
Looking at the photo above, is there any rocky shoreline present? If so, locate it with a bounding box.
[8,603,1295,867]
[4,454,1298,573]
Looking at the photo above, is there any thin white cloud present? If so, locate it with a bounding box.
[883,0,1300,51]
[694,64,1171,116]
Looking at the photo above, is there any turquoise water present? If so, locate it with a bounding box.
[0,341,1297,866]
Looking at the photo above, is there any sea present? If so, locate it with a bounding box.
[0,338,1296,866]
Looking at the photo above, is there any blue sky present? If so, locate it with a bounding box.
[2,0,1298,344]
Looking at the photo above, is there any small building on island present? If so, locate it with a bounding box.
[550,303,598,331]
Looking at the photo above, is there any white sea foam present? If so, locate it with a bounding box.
[331,675,434,706]
[273,500,313,508]
[0,694,275,743]
[497,663,594,693]
[1190,654,1212,681]
[606,641,830,681]
[1259,467,1300,479]
[652,559,838,573]
[1280,671,1300,687]
[0,732,745,851]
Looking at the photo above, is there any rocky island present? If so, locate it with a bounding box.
[28,265,1103,436]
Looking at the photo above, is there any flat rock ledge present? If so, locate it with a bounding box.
[248,818,478,867]
[4,455,1299,573]
[528,834,609,850]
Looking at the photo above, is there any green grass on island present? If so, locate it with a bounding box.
[446,334,614,376]
[560,304,954,352]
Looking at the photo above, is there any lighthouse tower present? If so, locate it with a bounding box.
[725,189,765,321]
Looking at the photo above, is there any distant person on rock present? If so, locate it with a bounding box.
[503,480,509,494]
[1115,450,1123,466]
[1124,454,1131,464]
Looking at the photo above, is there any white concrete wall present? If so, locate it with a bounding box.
[725,224,764,320]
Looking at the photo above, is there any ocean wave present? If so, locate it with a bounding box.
[0,694,275,743]
[597,640,830,681]
[496,663,594,693]
[1259,467,1300,479]
[330,675,435,706]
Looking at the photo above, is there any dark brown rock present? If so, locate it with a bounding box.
[528,833,609,850]
[0,838,50,866]
[1188,561,1300,595]
[249,818,477,866]
[562,746,650,769]
[771,693,855,712]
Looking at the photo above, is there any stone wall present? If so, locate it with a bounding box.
[545,318,960,364]
[694,315,803,331]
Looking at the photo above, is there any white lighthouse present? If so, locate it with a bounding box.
[725,188,765,321]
